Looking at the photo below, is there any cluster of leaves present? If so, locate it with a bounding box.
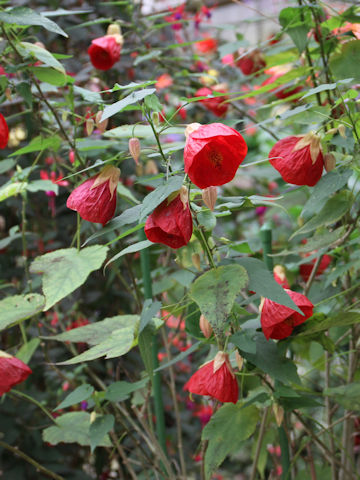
[1,1,360,480]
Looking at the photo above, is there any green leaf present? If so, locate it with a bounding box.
[0,159,16,174]
[105,378,149,402]
[297,311,360,337]
[144,93,162,112]
[104,124,184,139]
[105,240,152,269]
[20,42,65,73]
[154,341,201,372]
[202,404,259,480]
[10,135,62,156]
[110,80,157,91]
[30,246,108,310]
[16,82,33,108]
[324,383,360,411]
[74,85,103,104]
[0,7,68,37]
[84,205,142,245]
[55,316,139,365]
[300,82,338,100]
[26,180,59,195]
[235,258,302,313]
[0,181,27,201]
[90,415,114,453]
[231,330,256,354]
[189,265,248,334]
[0,294,45,331]
[301,170,352,217]
[197,210,216,231]
[30,67,74,86]
[101,89,156,121]
[117,183,140,205]
[140,299,162,333]
[279,7,312,53]
[240,332,300,384]
[140,176,184,221]
[42,412,112,446]
[16,338,40,364]
[138,323,156,377]
[330,40,360,82]
[133,50,162,66]
[291,190,352,238]
[54,384,94,411]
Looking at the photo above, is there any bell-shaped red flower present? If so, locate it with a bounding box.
[269,133,324,186]
[195,37,218,54]
[184,123,248,189]
[66,165,120,226]
[300,254,332,282]
[260,289,314,340]
[0,351,32,396]
[195,86,229,117]
[88,34,122,70]
[0,113,9,149]
[144,189,193,249]
[262,74,303,100]
[236,49,266,75]
[183,351,238,404]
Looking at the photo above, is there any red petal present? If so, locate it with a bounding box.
[0,113,9,149]
[88,36,121,71]
[0,357,32,396]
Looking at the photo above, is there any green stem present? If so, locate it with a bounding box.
[260,223,273,271]
[279,424,291,480]
[138,229,167,455]
[11,389,58,425]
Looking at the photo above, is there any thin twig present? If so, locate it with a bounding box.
[250,407,269,480]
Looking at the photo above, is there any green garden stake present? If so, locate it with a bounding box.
[260,223,290,480]
[139,229,167,455]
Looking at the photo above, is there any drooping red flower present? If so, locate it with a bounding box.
[0,351,32,396]
[88,35,121,71]
[0,113,9,149]
[260,289,314,340]
[184,123,248,189]
[164,4,188,31]
[66,165,120,226]
[195,86,229,117]
[236,49,266,75]
[269,133,324,186]
[183,351,238,404]
[195,37,218,54]
[262,74,302,100]
[156,73,173,90]
[144,189,193,249]
[300,254,332,282]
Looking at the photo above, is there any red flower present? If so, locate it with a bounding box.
[184,123,248,189]
[66,165,120,226]
[260,289,314,340]
[195,86,229,117]
[0,113,9,149]
[236,49,266,76]
[273,265,290,289]
[184,351,238,404]
[195,37,218,54]
[300,254,332,282]
[0,351,32,396]
[164,4,187,31]
[156,73,173,90]
[144,190,193,249]
[88,35,121,71]
[262,74,302,100]
[269,133,324,186]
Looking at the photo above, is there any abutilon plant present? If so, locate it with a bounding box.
[0,351,32,396]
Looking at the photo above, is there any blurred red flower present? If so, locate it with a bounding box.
[300,254,332,282]
[184,351,238,404]
[269,133,324,186]
[144,192,193,249]
[184,123,248,188]
[0,113,9,149]
[260,289,314,340]
[0,352,32,396]
[195,86,229,117]
[236,49,266,75]
[66,165,120,226]
[195,37,218,54]
[88,36,121,70]
[156,73,173,90]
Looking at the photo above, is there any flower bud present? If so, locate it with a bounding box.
[86,118,94,136]
[69,150,75,164]
[15,126,26,141]
[235,350,244,370]
[191,253,201,271]
[90,411,97,423]
[273,403,284,427]
[95,111,108,134]
[152,112,160,126]
[129,137,141,165]
[185,122,202,138]
[324,152,336,172]
[338,124,346,138]
[5,87,11,101]
[202,186,217,211]
[145,160,158,175]
[199,314,213,338]
[107,23,121,36]
[179,185,189,209]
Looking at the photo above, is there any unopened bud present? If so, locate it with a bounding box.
[69,150,75,164]
[202,186,217,211]
[95,111,108,134]
[235,350,244,370]
[86,118,94,136]
[199,314,213,338]
[129,137,141,165]
[15,126,26,141]
[107,24,124,45]
[273,404,284,427]
[135,164,143,176]
[185,122,202,138]
[324,152,336,172]
[90,411,97,424]
[338,124,346,138]
[62,110,68,122]
[145,160,158,175]
[152,112,160,126]
[179,185,188,209]
[192,253,201,271]
[0,350,12,358]
[327,127,338,135]
[5,87,11,101]
[259,296,265,313]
